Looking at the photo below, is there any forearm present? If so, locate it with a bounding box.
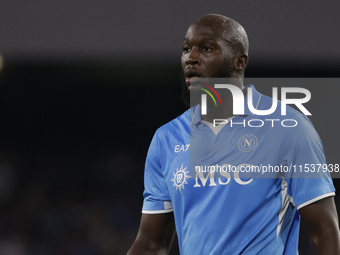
[299,197,340,255]
[310,224,340,255]
[127,238,168,255]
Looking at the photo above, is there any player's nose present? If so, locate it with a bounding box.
[185,48,201,66]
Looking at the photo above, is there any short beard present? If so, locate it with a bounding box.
[180,72,191,107]
[180,60,233,107]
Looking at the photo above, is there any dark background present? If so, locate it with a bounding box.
[0,1,339,254]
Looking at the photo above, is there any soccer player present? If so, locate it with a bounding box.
[127,14,340,254]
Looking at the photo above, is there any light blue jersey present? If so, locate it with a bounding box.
[142,85,335,255]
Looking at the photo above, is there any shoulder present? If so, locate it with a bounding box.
[282,105,318,139]
[155,108,190,139]
[258,91,315,130]
[147,109,190,160]
[254,90,322,150]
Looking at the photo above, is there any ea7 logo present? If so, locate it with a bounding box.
[174,144,190,153]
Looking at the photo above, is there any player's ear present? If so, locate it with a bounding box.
[233,54,249,72]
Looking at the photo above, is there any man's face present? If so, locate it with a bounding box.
[180,22,233,105]
[181,23,233,88]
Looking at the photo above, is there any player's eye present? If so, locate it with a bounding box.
[202,46,213,52]
[182,46,190,53]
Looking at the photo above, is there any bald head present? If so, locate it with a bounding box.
[192,14,249,56]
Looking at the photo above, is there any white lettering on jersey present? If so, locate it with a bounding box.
[174,144,190,153]
[194,163,253,187]
[194,166,217,187]
[234,164,254,185]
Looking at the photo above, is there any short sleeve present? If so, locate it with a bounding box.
[281,114,335,209]
[142,130,173,214]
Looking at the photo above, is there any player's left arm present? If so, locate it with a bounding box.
[299,196,340,255]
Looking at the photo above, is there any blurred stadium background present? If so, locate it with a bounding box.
[0,1,339,254]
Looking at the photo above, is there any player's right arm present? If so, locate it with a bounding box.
[127,212,176,255]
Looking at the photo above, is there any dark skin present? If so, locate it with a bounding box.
[127,15,340,255]
[299,197,340,254]
[127,213,175,255]
[181,21,248,122]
